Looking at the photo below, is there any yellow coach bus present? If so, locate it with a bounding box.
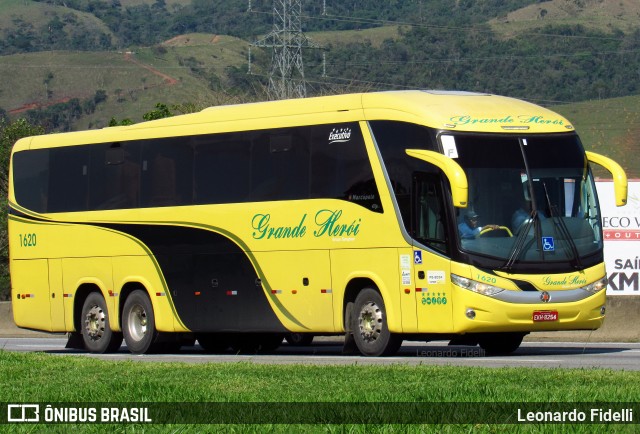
[8,90,627,356]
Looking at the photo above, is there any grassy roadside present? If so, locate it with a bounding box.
[1,350,639,432]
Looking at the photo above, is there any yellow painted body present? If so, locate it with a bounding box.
[8,91,622,336]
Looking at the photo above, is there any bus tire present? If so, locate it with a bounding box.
[122,290,158,354]
[478,332,525,355]
[81,292,123,353]
[352,288,402,357]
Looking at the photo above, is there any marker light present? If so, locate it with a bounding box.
[452,274,505,297]
[580,276,608,294]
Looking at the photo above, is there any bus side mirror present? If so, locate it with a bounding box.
[586,151,628,207]
[405,149,468,208]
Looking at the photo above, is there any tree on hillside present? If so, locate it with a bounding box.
[143,103,173,121]
[0,119,45,301]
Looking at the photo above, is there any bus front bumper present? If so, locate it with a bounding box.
[451,285,606,334]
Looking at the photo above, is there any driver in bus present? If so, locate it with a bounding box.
[458,210,499,239]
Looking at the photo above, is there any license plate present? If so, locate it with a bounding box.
[533,310,558,322]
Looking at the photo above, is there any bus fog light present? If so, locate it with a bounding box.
[600,306,606,316]
[465,308,476,320]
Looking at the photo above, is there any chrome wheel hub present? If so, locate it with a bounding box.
[84,305,105,341]
[128,304,148,342]
[358,301,382,343]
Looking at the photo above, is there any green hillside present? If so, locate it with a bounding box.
[0,34,257,129]
[0,0,114,53]
[491,0,640,35]
[0,0,638,171]
[554,94,640,179]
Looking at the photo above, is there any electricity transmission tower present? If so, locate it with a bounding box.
[250,0,322,100]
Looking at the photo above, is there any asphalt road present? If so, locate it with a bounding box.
[2,337,639,370]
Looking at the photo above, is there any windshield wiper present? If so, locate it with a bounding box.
[503,209,539,271]
[502,138,541,271]
[542,183,583,270]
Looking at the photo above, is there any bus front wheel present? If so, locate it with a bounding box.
[352,288,402,357]
[80,292,123,353]
[122,290,158,354]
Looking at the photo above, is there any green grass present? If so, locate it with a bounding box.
[1,350,639,432]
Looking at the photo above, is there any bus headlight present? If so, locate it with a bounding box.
[580,276,608,294]
[451,274,505,297]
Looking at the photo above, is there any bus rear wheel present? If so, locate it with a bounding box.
[81,292,123,353]
[352,288,402,357]
[122,290,158,354]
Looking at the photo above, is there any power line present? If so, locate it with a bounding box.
[247,8,628,42]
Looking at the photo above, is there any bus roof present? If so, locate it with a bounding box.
[16,90,574,151]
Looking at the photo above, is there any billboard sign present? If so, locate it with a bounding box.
[597,181,640,295]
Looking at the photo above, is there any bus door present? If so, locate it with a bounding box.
[412,173,454,333]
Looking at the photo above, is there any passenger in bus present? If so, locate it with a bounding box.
[511,198,545,234]
[458,210,499,239]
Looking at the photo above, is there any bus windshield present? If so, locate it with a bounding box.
[446,133,602,269]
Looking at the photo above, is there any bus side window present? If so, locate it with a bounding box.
[310,124,382,212]
[249,129,310,202]
[413,173,448,254]
[90,142,141,210]
[193,135,251,205]
[12,149,50,213]
[48,146,90,213]
[141,138,193,208]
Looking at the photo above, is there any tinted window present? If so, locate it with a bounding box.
[310,124,382,212]
[12,149,49,213]
[370,121,439,230]
[141,137,193,207]
[193,134,250,204]
[48,146,90,212]
[249,129,310,202]
[13,123,382,213]
[90,142,141,210]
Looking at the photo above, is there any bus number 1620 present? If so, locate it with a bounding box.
[19,233,37,247]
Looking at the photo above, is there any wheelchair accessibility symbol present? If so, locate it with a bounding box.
[542,237,555,252]
[414,251,422,264]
